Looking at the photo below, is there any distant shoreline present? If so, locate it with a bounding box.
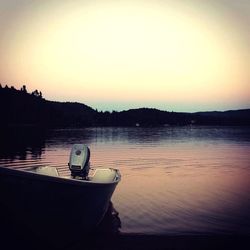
[1,85,250,128]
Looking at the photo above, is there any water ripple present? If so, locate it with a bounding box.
[1,127,250,235]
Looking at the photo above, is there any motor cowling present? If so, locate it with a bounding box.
[68,144,90,178]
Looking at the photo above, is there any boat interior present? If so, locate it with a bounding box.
[31,144,120,183]
[34,166,119,183]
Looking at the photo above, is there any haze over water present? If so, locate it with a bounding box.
[1,126,250,235]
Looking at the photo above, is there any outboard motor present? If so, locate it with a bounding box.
[68,144,90,179]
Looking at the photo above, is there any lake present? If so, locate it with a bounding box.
[1,126,250,235]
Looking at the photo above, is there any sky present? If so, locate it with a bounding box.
[0,0,249,112]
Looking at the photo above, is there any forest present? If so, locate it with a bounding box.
[1,84,250,128]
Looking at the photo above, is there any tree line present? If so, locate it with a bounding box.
[0,84,250,128]
[1,84,43,98]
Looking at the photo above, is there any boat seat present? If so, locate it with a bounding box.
[90,168,117,183]
[35,166,59,177]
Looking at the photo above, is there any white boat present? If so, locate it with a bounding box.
[0,144,121,247]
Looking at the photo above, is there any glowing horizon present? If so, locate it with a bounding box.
[0,0,249,112]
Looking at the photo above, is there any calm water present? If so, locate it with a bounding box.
[1,126,250,235]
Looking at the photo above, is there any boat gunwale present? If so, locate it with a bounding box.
[0,166,121,186]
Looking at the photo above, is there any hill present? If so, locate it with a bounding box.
[0,84,249,127]
[0,85,97,127]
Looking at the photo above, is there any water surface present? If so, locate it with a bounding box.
[1,126,250,235]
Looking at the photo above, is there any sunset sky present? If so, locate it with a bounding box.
[0,0,249,112]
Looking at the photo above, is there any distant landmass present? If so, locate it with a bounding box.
[1,84,250,127]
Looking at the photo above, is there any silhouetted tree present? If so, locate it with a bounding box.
[32,89,39,97]
[21,85,27,93]
[31,89,43,98]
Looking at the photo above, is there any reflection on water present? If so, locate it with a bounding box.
[97,202,121,234]
[0,199,121,249]
[0,126,250,235]
[0,127,46,160]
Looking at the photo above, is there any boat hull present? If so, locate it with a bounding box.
[0,166,120,247]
